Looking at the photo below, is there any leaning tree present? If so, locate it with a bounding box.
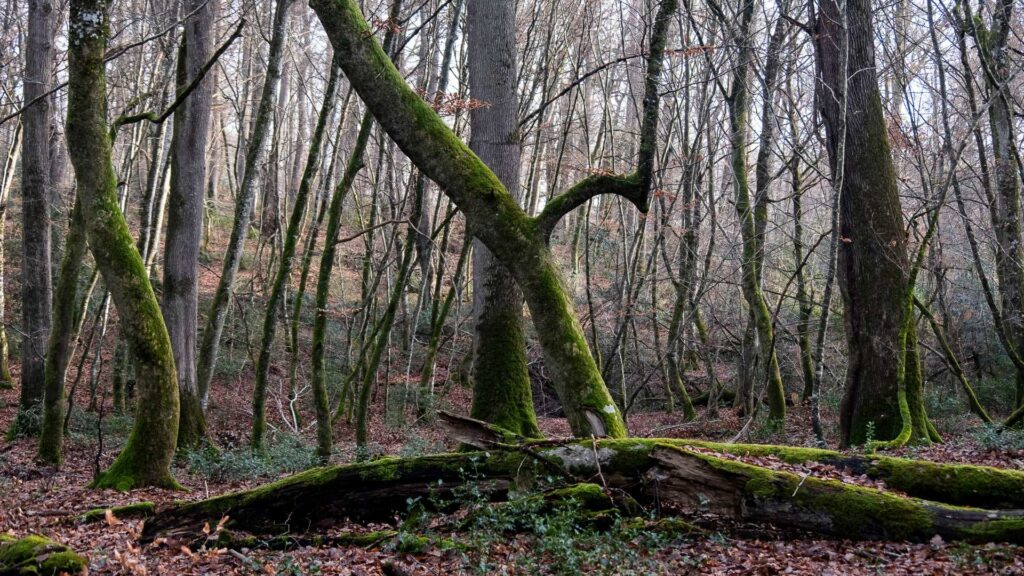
[309,0,678,437]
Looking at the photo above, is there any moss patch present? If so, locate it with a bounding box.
[79,501,156,523]
[0,534,87,575]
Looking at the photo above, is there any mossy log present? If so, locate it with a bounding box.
[651,446,1024,543]
[0,534,87,575]
[79,501,156,523]
[444,412,1024,510]
[142,437,1024,545]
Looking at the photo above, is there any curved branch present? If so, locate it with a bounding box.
[534,172,643,240]
[532,0,677,241]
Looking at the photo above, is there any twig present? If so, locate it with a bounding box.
[109,18,246,141]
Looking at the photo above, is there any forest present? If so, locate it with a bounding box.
[1,0,1024,573]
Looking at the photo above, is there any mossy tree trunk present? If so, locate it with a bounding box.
[466,0,540,438]
[67,0,180,490]
[964,0,1024,408]
[721,0,786,421]
[786,73,815,402]
[815,0,911,446]
[309,0,680,439]
[309,0,403,460]
[38,200,88,464]
[13,0,55,436]
[164,0,215,450]
[252,61,340,454]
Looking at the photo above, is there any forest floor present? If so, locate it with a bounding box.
[4,378,1024,575]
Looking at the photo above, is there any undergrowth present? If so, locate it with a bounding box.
[397,460,688,575]
[184,433,319,482]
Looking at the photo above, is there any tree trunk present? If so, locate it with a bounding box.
[14,0,55,436]
[466,0,540,438]
[815,0,911,446]
[310,0,678,438]
[252,62,339,454]
[726,0,786,421]
[0,123,19,390]
[196,0,293,407]
[37,200,88,464]
[67,0,180,490]
[967,0,1024,408]
[164,0,216,449]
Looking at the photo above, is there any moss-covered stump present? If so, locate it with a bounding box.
[141,438,1024,545]
[0,534,87,575]
[651,446,1024,543]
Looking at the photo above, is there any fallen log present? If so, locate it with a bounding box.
[142,437,1024,545]
[443,411,1024,509]
[651,445,1024,542]
[0,534,87,576]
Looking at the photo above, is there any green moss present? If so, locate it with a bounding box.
[961,518,1024,543]
[0,534,87,575]
[392,533,430,554]
[337,531,396,547]
[542,483,614,512]
[870,458,1024,509]
[669,440,837,464]
[79,501,156,523]
[678,449,934,540]
[800,480,933,540]
[356,458,400,482]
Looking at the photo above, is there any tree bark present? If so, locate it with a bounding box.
[67,0,180,490]
[14,0,55,436]
[815,0,911,446]
[164,0,216,449]
[466,0,540,438]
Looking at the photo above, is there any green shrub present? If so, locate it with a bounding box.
[184,433,319,482]
[972,377,1018,416]
[66,407,134,444]
[972,423,1024,451]
[407,466,686,575]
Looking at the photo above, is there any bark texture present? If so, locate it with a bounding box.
[164,0,216,449]
[815,0,910,446]
[15,0,55,435]
[467,0,540,438]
